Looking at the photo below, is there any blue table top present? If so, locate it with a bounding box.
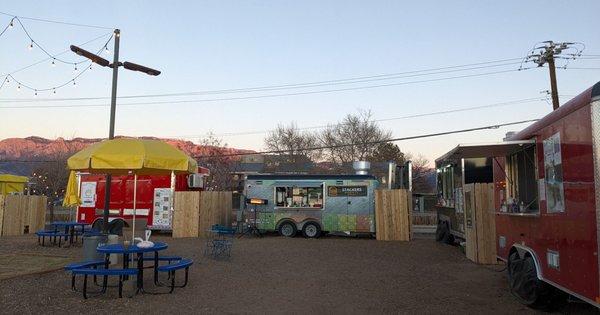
[51,221,89,226]
[97,241,168,254]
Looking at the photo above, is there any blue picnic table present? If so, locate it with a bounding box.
[97,242,169,293]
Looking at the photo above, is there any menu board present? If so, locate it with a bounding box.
[152,188,173,227]
[543,132,565,213]
[80,182,97,208]
[327,186,368,197]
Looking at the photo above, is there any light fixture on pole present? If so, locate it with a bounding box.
[70,29,161,235]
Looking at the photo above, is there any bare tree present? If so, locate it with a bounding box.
[196,133,236,191]
[321,110,392,165]
[264,123,322,160]
[405,152,435,193]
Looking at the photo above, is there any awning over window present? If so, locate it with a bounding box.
[271,181,324,187]
[436,140,535,163]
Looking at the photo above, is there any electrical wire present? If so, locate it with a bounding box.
[0,58,525,102]
[163,97,550,138]
[0,68,531,109]
[0,119,539,163]
[0,11,113,30]
[0,32,112,77]
[191,119,539,158]
[0,34,114,94]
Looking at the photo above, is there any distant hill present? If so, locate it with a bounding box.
[0,136,255,176]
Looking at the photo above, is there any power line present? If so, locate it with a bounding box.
[0,119,539,163]
[163,96,551,138]
[193,119,539,159]
[0,11,113,30]
[0,68,531,109]
[0,58,525,103]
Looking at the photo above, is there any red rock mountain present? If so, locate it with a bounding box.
[0,136,254,169]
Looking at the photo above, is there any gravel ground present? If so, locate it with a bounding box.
[0,234,596,314]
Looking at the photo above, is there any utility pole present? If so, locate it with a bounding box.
[71,29,160,235]
[101,29,120,234]
[546,53,559,110]
[524,41,584,111]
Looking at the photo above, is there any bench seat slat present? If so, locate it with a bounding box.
[157,259,193,272]
[72,268,138,276]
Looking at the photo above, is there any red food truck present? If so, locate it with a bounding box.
[434,81,600,309]
[492,82,600,309]
[75,167,209,232]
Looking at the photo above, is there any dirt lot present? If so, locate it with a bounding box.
[0,234,596,314]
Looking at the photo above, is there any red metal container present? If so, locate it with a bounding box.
[494,82,600,308]
[76,167,209,231]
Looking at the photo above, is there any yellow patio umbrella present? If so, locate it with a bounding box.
[67,138,198,241]
[63,171,81,207]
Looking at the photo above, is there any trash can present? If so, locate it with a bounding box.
[83,234,107,262]
[83,234,120,264]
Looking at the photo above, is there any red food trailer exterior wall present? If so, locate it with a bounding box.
[494,82,600,307]
[75,167,209,231]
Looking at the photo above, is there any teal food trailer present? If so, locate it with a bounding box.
[242,174,379,238]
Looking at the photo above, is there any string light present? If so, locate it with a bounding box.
[0,33,113,95]
[28,40,34,50]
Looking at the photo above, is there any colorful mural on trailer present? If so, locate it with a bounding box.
[243,175,379,235]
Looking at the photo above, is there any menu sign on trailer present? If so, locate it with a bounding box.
[328,185,368,197]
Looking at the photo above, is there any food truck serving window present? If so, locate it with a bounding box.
[436,165,455,206]
[275,185,323,208]
[504,144,538,213]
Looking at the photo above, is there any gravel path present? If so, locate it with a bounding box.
[0,234,595,314]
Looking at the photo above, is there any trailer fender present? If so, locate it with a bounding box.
[91,217,130,230]
[510,244,543,279]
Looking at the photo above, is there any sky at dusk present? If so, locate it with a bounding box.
[1,1,599,164]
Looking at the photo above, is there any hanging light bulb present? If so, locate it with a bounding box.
[17,84,21,91]
[74,64,78,72]
[28,40,34,50]
[89,65,92,70]
[5,77,9,84]
[34,90,38,97]
[105,46,110,54]
[53,88,56,94]
[51,58,56,67]
[72,80,77,87]
[9,18,14,28]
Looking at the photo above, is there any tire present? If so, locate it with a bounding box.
[508,252,566,310]
[302,222,321,238]
[92,219,104,232]
[278,221,297,237]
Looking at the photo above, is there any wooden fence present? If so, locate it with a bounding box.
[375,189,411,241]
[464,183,497,264]
[0,195,48,236]
[172,191,233,238]
[411,211,437,226]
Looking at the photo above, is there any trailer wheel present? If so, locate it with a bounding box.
[302,222,321,238]
[508,252,566,310]
[278,221,297,237]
